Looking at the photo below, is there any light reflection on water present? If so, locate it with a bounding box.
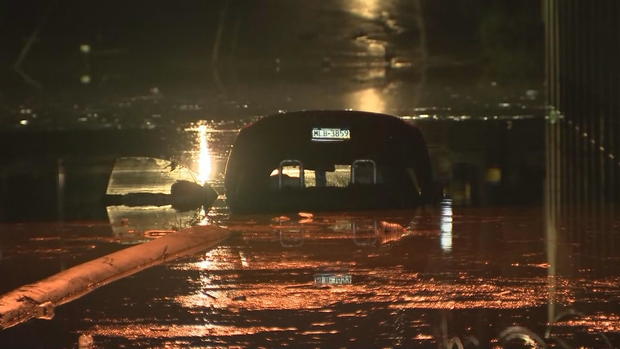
[69,205,620,347]
[440,199,453,253]
[345,0,382,19]
[86,323,298,340]
[176,211,549,312]
[346,87,386,113]
[2,183,619,347]
[196,124,212,185]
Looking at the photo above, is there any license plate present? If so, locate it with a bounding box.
[311,128,350,141]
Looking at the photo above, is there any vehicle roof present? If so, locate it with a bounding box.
[242,110,411,134]
[231,110,426,169]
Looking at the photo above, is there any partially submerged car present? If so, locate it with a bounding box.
[104,157,217,211]
[224,110,434,213]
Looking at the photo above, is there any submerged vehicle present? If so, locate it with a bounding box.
[224,110,434,213]
[104,157,217,212]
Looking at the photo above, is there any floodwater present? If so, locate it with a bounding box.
[1,118,619,348]
[1,204,620,348]
[1,0,619,348]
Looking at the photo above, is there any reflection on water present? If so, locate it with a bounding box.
[439,199,453,253]
[106,206,198,243]
[196,124,212,185]
[40,203,613,347]
[353,36,387,58]
[541,104,620,347]
[346,0,381,19]
[346,87,386,113]
[103,156,205,241]
[106,157,196,195]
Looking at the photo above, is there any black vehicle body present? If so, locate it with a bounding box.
[224,110,433,213]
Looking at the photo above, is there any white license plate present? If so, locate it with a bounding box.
[311,128,350,141]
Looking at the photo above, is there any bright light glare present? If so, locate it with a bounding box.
[195,257,213,270]
[347,0,380,19]
[348,88,386,113]
[440,199,453,252]
[80,75,91,84]
[198,207,210,226]
[80,44,91,54]
[197,124,212,184]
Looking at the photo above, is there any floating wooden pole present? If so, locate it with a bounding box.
[0,225,229,330]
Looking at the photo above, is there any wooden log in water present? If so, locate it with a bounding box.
[0,225,229,330]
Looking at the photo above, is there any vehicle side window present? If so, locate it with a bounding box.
[272,160,305,189]
[268,159,383,189]
[325,165,351,187]
[351,159,377,185]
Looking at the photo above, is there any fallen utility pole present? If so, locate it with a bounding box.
[0,225,229,330]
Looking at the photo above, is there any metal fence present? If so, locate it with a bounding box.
[545,0,620,205]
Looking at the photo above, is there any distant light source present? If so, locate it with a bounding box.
[80,44,91,54]
[80,75,91,84]
[486,167,502,184]
[19,119,29,126]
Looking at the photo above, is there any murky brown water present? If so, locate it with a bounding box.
[1,199,619,348]
[0,114,618,348]
[1,115,617,348]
